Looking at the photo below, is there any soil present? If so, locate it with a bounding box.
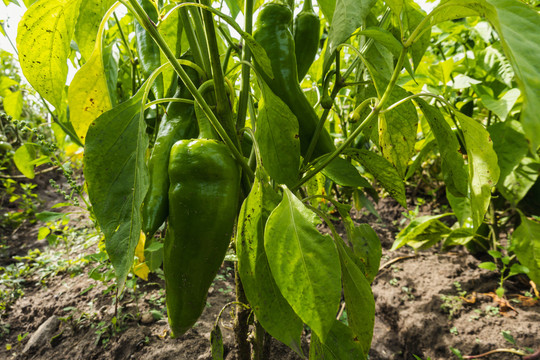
[1,173,539,360]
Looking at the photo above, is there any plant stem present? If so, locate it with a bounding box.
[293,47,407,190]
[124,0,254,181]
[178,4,205,69]
[233,263,251,360]
[236,0,254,132]
[188,3,212,75]
[199,0,239,148]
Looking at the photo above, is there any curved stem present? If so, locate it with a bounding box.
[144,97,194,109]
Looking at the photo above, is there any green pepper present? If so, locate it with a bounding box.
[0,141,12,153]
[164,82,240,337]
[293,0,320,81]
[135,0,163,99]
[253,3,334,159]
[141,64,200,239]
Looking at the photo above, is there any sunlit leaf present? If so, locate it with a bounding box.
[265,187,341,342]
[17,0,82,107]
[74,0,115,61]
[455,113,500,229]
[68,3,118,142]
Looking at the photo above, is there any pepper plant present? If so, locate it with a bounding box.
[14,0,540,357]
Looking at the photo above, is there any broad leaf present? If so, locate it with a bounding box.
[74,0,115,61]
[356,27,403,58]
[335,203,381,283]
[405,0,430,70]
[323,0,377,73]
[499,157,540,205]
[309,320,366,360]
[3,90,23,119]
[415,98,468,197]
[255,83,300,188]
[322,157,371,189]
[17,0,82,107]
[480,88,520,121]
[265,187,341,342]
[426,0,540,149]
[351,149,407,207]
[13,143,37,179]
[68,3,118,142]
[455,113,500,229]
[335,237,375,354]
[488,120,528,183]
[512,214,540,286]
[84,87,149,291]
[391,214,453,251]
[237,170,304,355]
[378,86,418,178]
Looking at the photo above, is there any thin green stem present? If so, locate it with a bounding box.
[144,98,194,109]
[125,0,254,181]
[199,0,239,148]
[293,45,406,190]
[189,4,212,75]
[236,0,254,132]
[178,4,205,72]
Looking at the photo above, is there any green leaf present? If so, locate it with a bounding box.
[455,112,500,229]
[478,262,498,271]
[350,224,382,283]
[68,2,117,142]
[444,228,476,247]
[13,143,37,179]
[488,250,502,259]
[16,0,82,107]
[318,0,336,22]
[210,324,224,360]
[38,227,51,241]
[255,82,300,188]
[335,203,381,283]
[415,98,468,197]
[323,0,377,73]
[309,320,366,360]
[237,170,304,355]
[356,27,403,58]
[391,214,453,251]
[446,190,473,228]
[479,88,520,121]
[322,157,371,189]
[426,0,540,149]
[379,86,418,178]
[265,187,341,342]
[74,0,115,61]
[3,90,23,119]
[405,1,430,70]
[508,263,529,277]
[335,237,375,354]
[488,120,528,184]
[485,0,540,149]
[83,87,149,291]
[36,211,66,222]
[350,149,407,207]
[499,157,540,205]
[512,214,540,285]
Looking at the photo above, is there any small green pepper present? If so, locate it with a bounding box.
[294,0,320,81]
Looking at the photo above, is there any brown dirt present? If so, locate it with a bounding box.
[1,175,539,360]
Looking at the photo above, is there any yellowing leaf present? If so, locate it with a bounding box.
[135,231,146,262]
[68,3,119,142]
[133,262,150,281]
[17,0,82,108]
